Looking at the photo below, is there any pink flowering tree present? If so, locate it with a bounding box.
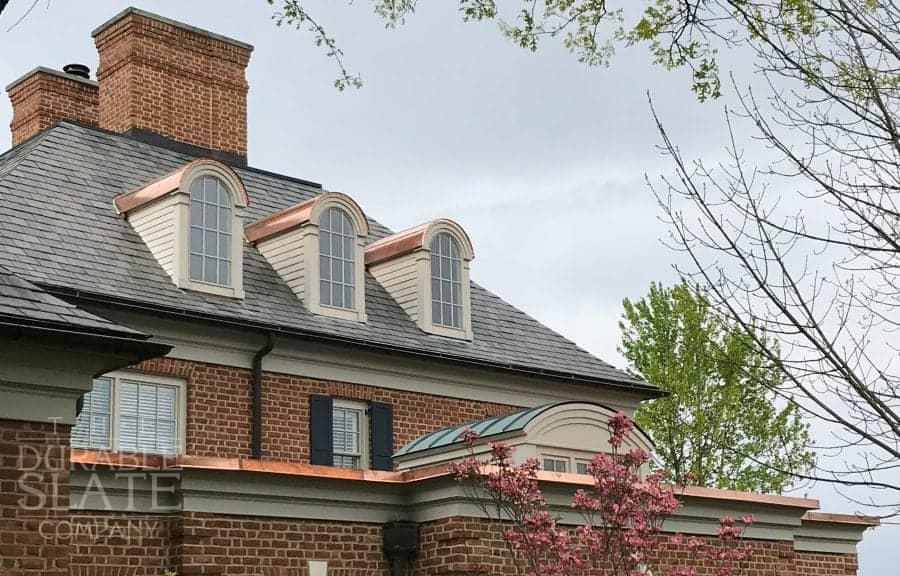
[449,412,752,576]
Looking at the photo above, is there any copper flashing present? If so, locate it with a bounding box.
[365,222,432,266]
[69,449,821,510]
[365,218,475,266]
[802,511,880,526]
[244,191,370,243]
[113,158,248,214]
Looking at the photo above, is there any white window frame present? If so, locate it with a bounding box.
[71,371,187,455]
[541,454,570,473]
[416,223,473,340]
[430,232,464,329]
[318,207,357,311]
[188,175,235,288]
[332,399,369,470]
[575,459,591,475]
[176,163,246,298]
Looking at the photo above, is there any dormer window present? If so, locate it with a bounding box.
[366,219,474,340]
[114,159,248,299]
[430,232,462,328]
[190,176,233,286]
[319,207,356,310]
[246,191,369,322]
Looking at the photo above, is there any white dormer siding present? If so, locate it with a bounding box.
[127,193,179,280]
[255,228,307,302]
[114,159,248,299]
[365,219,474,340]
[368,251,423,323]
[246,192,369,323]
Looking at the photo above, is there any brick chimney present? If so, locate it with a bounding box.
[6,66,99,146]
[92,8,253,162]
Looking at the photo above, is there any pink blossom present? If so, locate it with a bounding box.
[461,428,480,443]
[740,514,754,525]
[451,412,752,576]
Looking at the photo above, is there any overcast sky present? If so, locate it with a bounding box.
[0,1,892,572]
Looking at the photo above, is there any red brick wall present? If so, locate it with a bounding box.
[69,512,176,575]
[94,10,251,157]
[412,517,860,576]
[133,357,516,464]
[173,512,386,575]
[0,418,71,576]
[7,70,98,145]
[796,551,859,575]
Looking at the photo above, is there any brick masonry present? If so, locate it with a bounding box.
[0,418,71,576]
[7,70,98,145]
[412,517,860,576]
[133,356,517,464]
[63,512,861,575]
[93,10,251,158]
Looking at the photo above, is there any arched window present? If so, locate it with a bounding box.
[430,232,462,328]
[189,176,233,286]
[319,207,355,309]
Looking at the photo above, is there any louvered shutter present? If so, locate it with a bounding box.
[370,401,394,471]
[118,381,139,452]
[71,378,111,449]
[309,395,334,465]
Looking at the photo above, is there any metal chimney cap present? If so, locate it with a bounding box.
[62,63,90,79]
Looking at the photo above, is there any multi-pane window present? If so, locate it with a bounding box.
[319,207,355,309]
[332,401,366,469]
[71,374,183,455]
[576,460,590,475]
[430,232,462,328]
[542,457,568,473]
[71,377,111,450]
[189,175,233,286]
[118,380,178,454]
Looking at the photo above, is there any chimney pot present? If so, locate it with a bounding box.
[62,64,91,80]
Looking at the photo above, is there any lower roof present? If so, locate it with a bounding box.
[0,122,652,392]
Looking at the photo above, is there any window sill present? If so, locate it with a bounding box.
[179,277,244,299]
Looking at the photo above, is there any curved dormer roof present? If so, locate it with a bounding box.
[113,158,248,214]
[365,218,474,266]
[244,190,369,243]
[393,401,654,459]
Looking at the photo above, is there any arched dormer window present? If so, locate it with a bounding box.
[113,159,248,299]
[365,219,474,340]
[245,191,369,322]
[430,232,462,328]
[319,207,356,309]
[190,176,233,286]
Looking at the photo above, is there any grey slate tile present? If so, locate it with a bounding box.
[0,122,647,389]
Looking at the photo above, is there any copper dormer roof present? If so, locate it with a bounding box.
[114,158,248,214]
[365,219,475,266]
[244,191,369,243]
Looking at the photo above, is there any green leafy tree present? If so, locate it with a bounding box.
[619,282,814,493]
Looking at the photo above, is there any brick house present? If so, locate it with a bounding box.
[0,7,876,576]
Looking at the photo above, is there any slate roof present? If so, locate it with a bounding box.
[394,403,559,457]
[0,263,144,338]
[0,122,650,390]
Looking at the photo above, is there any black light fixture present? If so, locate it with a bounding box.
[383,520,419,576]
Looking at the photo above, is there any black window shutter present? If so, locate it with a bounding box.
[370,401,394,471]
[309,394,334,465]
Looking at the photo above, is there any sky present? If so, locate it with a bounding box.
[0,1,893,572]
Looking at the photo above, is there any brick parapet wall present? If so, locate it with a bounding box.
[0,418,71,575]
[412,517,859,576]
[7,70,98,145]
[93,10,251,157]
[133,357,516,464]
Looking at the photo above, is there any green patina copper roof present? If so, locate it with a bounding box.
[394,403,566,458]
